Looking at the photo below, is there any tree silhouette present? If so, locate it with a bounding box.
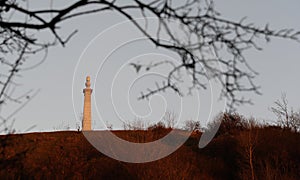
[271,93,300,131]
[1,0,300,129]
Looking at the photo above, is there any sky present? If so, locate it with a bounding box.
[3,0,300,133]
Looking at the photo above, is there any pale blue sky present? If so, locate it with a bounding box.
[4,0,300,132]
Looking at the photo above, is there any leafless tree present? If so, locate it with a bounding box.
[271,93,290,129]
[271,93,300,131]
[289,109,300,132]
[163,111,177,128]
[183,119,201,132]
[122,117,149,130]
[1,0,300,132]
[105,121,113,130]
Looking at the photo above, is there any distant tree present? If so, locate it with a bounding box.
[105,121,113,130]
[163,111,177,128]
[290,109,300,132]
[208,112,247,136]
[148,121,166,131]
[1,0,300,133]
[271,93,290,129]
[183,119,201,132]
[122,117,148,130]
[270,93,300,131]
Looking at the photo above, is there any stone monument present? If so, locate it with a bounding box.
[82,76,92,130]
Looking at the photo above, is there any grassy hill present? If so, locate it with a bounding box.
[1,124,300,179]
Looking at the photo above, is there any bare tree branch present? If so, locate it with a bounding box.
[0,0,300,132]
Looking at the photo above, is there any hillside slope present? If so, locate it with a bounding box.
[0,128,299,179]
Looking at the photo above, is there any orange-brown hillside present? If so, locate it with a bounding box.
[1,125,300,179]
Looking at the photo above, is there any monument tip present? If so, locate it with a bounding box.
[85,76,91,88]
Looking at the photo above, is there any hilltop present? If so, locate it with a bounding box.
[1,125,300,179]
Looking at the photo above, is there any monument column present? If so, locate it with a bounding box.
[82,76,92,131]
